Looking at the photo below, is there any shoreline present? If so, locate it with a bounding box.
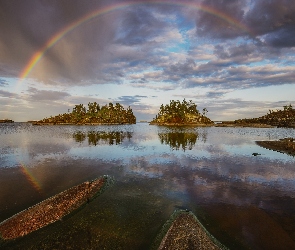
[149,122,276,128]
[30,122,134,125]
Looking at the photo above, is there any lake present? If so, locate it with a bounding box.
[0,123,295,249]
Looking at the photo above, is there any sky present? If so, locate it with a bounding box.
[0,0,295,122]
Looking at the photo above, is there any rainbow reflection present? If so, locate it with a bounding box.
[19,164,42,194]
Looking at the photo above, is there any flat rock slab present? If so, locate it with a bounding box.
[0,176,108,240]
[155,210,227,250]
[256,138,295,156]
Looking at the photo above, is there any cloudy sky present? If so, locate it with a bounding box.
[1,0,295,122]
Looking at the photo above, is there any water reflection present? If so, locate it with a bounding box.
[73,131,133,145]
[158,129,207,151]
[1,124,295,249]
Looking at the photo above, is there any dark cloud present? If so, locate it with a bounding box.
[196,0,247,39]
[264,26,295,48]
[27,87,70,101]
[205,91,227,99]
[214,43,259,61]
[0,0,294,93]
[0,79,8,87]
[194,0,295,49]
[245,0,295,39]
[0,89,18,98]
[0,0,119,82]
[164,58,196,80]
[116,95,147,106]
[114,7,167,45]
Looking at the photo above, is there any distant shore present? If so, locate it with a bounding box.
[0,119,14,123]
[149,121,276,128]
[30,122,133,125]
[149,122,214,126]
[214,122,275,128]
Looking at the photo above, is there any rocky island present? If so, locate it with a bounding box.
[216,104,295,128]
[32,102,136,125]
[150,99,213,126]
[0,119,14,123]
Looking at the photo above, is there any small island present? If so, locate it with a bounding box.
[0,119,14,123]
[150,99,213,126]
[32,102,136,125]
[216,104,295,128]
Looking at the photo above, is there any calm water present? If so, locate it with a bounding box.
[0,123,295,249]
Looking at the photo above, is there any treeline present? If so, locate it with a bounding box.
[150,99,213,125]
[36,102,136,125]
[234,104,295,127]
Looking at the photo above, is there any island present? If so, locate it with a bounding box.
[32,102,136,125]
[0,119,14,123]
[150,99,213,126]
[216,104,295,128]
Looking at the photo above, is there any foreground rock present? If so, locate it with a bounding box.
[152,210,227,250]
[256,138,295,156]
[0,176,111,240]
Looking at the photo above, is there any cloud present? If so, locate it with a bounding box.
[245,1,295,33]
[263,27,295,48]
[0,89,18,98]
[0,79,8,87]
[0,0,294,122]
[195,0,248,39]
[27,87,70,101]
[0,0,119,83]
[116,95,147,106]
[114,6,168,46]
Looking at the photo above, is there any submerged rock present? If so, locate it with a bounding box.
[256,138,295,156]
[0,176,111,240]
[152,210,227,250]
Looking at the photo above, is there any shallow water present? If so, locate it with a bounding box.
[0,123,295,249]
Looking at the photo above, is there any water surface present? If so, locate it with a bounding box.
[1,123,295,249]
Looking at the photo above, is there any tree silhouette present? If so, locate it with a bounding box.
[151,99,212,125]
[36,102,136,125]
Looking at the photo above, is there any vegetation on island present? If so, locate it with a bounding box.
[150,99,213,125]
[0,119,14,123]
[233,104,295,128]
[34,102,136,125]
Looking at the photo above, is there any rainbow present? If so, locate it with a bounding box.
[19,0,254,80]
[20,164,42,193]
